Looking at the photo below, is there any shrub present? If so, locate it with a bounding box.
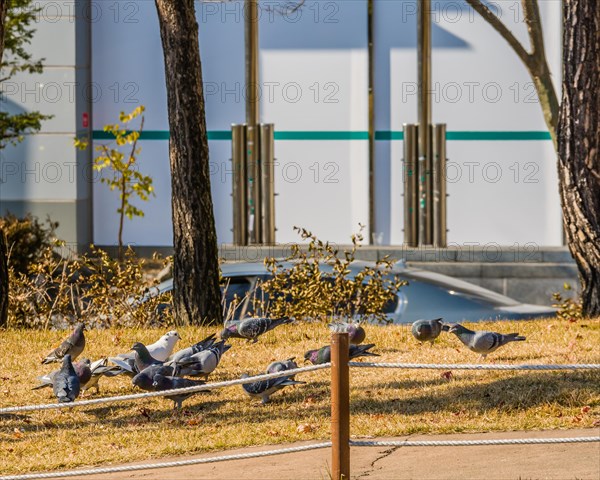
[7,245,174,329]
[551,283,583,322]
[0,213,60,274]
[256,225,406,323]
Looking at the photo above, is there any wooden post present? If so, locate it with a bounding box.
[331,332,350,479]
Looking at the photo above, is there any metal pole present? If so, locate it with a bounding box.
[331,332,350,480]
[231,124,248,245]
[367,0,376,244]
[245,0,261,243]
[434,124,447,247]
[246,124,261,243]
[260,124,276,244]
[245,0,259,126]
[403,124,419,247]
[418,0,432,245]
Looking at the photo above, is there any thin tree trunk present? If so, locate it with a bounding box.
[0,230,7,327]
[154,0,222,325]
[558,0,600,316]
[0,0,9,327]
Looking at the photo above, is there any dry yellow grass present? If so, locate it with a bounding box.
[0,318,599,475]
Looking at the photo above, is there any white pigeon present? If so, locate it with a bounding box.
[143,330,181,361]
[114,330,181,363]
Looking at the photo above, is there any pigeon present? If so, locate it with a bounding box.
[266,357,298,373]
[132,364,176,391]
[241,374,305,404]
[167,333,217,363]
[151,374,206,410]
[220,317,293,343]
[304,344,379,365]
[447,323,526,359]
[108,342,166,377]
[112,330,181,365]
[171,341,231,379]
[42,323,85,364]
[328,320,366,345]
[411,318,446,344]
[79,358,124,394]
[53,354,81,402]
[131,342,164,372]
[33,358,91,391]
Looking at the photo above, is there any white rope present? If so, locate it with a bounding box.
[0,363,331,414]
[348,362,600,370]
[350,437,600,447]
[0,442,332,480]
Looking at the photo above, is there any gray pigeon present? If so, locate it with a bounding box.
[167,333,216,363]
[328,320,366,345]
[447,323,526,359]
[53,354,81,402]
[132,364,176,391]
[241,374,305,404]
[171,341,231,379]
[220,317,293,343]
[79,358,124,394]
[151,374,206,410]
[108,342,163,377]
[304,343,379,365]
[33,358,91,391]
[266,357,298,374]
[42,323,85,364]
[411,318,446,344]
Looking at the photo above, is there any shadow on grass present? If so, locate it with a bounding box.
[2,372,598,436]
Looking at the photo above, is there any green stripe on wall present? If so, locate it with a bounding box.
[92,130,552,141]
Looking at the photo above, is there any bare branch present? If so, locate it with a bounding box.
[465,0,531,67]
[521,0,547,63]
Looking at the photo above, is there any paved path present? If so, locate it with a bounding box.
[66,429,599,480]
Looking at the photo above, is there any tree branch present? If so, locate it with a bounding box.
[465,0,531,67]
[521,0,546,62]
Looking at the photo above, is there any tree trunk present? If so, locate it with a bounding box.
[154,0,222,325]
[558,0,600,316]
[0,0,8,327]
[0,230,7,327]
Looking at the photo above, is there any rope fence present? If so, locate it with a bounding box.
[2,334,599,479]
[350,437,600,447]
[0,442,333,480]
[349,362,600,370]
[0,364,330,414]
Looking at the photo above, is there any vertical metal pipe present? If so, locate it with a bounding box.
[434,124,447,247]
[331,332,350,480]
[367,0,376,244]
[260,124,276,244]
[418,0,433,245]
[245,0,260,243]
[231,124,248,245]
[246,124,261,243]
[403,124,419,247]
[245,0,260,126]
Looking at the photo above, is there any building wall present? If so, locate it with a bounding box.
[1,0,563,250]
[0,0,92,249]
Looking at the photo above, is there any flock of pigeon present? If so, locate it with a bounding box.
[34,317,526,410]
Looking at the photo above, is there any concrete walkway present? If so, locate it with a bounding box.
[67,428,599,480]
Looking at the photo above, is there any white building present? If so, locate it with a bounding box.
[0,0,563,251]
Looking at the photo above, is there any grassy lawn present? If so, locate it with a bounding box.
[0,318,599,475]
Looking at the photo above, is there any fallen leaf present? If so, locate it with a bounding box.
[13,428,24,439]
[441,370,453,380]
[572,415,582,423]
[186,418,201,426]
[581,406,591,414]
[592,419,600,427]
[297,423,315,433]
